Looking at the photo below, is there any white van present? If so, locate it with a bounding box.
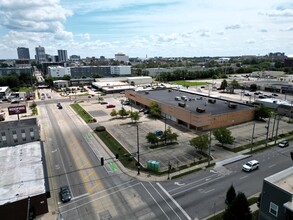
[242,160,259,172]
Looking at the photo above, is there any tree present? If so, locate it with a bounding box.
[62,75,71,80]
[225,185,236,205]
[249,84,257,92]
[118,107,129,118]
[130,111,140,123]
[146,132,159,145]
[165,126,178,143]
[149,101,161,119]
[213,127,234,146]
[227,80,240,94]
[220,79,228,90]
[230,192,252,220]
[110,109,117,118]
[189,134,209,153]
[255,106,271,121]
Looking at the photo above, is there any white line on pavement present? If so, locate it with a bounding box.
[157,183,191,220]
[240,175,248,180]
[149,183,182,220]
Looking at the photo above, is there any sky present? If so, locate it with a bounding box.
[0,0,293,59]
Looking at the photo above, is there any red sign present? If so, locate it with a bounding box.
[8,105,27,115]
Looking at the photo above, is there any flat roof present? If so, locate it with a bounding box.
[265,166,293,194]
[137,89,253,115]
[0,118,37,130]
[0,141,45,205]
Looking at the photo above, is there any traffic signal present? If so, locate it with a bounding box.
[115,154,119,159]
[101,157,104,166]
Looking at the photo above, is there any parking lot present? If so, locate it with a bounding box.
[80,92,293,171]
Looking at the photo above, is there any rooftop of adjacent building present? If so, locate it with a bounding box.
[265,166,293,194]
[0,118,37,130]
[0,141,45,205]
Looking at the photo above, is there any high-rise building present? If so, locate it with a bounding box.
[17,47,30,60]
[58,50,68,62]
[35,46,46,64]
[115,53,129,63]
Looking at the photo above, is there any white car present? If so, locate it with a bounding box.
[242,160,259,172]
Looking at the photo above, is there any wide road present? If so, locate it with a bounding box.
[38,97,293,220]
[39,100,191,220]
[161,142,293,219]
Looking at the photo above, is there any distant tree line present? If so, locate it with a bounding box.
[0,72,35,91]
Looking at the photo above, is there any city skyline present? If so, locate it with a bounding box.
[0,0,293,59]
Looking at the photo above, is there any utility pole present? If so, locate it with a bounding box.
[274,115,281,145]
[208,130,212,166]
[265,117,271,148]
[167,161,171,180]
[250,121,256,153]
[271,114,277,139]
[136,124,140,175]
[164,113,167,145]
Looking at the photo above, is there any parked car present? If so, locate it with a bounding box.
[258,96,265,99]
[57,103,62,109]
[143,109,150,114]
[153,130,164,140]
[59,186,72,203]
[11,99,20,104]
[100,101,108,105]
[106,104,116,108]
[242,160,259,172]
[272,93,278,97]
[122,101,130,105]
[278,140,289,148]
[244,93,251,96]
[139,108,146,112]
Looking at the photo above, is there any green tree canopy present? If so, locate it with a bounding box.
[225,185,236,205]
[146,132,159,145]
[220,79,228,90]
[118,107,129,118]
[223,192,252,220]
[255,106,272,121]
[164,126,178,143]
[189,134,209,153]
[110,109,117,118]
[213,127,234,146]
[130,111,140,123]
[149,101,161,119]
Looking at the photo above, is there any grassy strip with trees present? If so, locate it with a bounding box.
[171,80,209,87]
[94,128,138,170]
[70,103,96,123]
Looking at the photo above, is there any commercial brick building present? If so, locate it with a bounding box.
[126,89,255,131]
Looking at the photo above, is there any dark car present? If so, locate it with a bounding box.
[258,96,265,99]
[60,186,72,203]
[106,104,116,108]
[272,93,278,97]
[100,101,108,105]
[278,140,289,148]
[57,103,62,109]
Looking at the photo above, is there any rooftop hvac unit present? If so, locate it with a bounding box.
[196,107,205,113]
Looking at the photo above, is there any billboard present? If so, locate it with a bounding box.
[8,105,27,115]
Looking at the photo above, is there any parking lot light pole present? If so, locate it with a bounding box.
[250,121,256,153]
[136,124,140,175]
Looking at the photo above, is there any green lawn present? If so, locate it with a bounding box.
[170,80,209,86]
[70,103,96,123]
[19,87,35,92]
[95,130,138,170]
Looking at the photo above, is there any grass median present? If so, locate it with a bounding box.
[70,103,96,123]
[94,129,138,170]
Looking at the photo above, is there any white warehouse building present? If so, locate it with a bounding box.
[48,66,71,78]
[127,76,153,85]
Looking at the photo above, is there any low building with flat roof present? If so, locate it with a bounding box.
[126,88,255,131]
[0,141,49,219]
[259,167,293,220]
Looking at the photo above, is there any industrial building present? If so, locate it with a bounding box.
[259,167,293,220]
[0,141,49,219]
[126,89,255,131]
[0,67,32,76]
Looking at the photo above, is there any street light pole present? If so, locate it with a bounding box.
[136,124,140,175]
[265,117,271,148]
[250,121,256,153]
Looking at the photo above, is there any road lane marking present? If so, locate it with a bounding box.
[168,173,219,193]
[82,170,95,180]
[268,164,276,168]
[157,183,191,220]
[61,182,141,214]
[171,175,225,197]
[240,175,248,180]
[140,183,170,220]
[150,183,182,219]
[204,189,215,194]
[72,193,89,201]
